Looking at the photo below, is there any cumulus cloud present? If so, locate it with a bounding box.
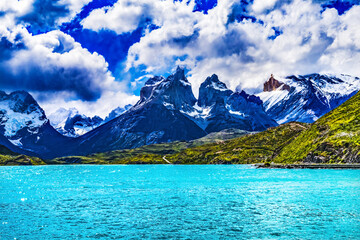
[1,0,360,117]
[0,4,137,117]
[252,0,279,13]
[119,0,360,95]
[0,27,117,101]
[81,0,151,34]
[81,0,199,35]
[1,0,91,32]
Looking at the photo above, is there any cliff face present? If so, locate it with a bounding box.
[263,74,291,92]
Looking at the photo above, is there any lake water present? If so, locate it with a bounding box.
[1,165,360,239]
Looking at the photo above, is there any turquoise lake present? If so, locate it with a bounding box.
[1,165,360,239]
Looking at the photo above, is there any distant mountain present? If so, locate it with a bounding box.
[189,74,277,132]
[104,104,132,122]
[49,108,103,137]
[72,67,207,155]
[257,74,360,124]
[0,91,71,159]
[67,67,279,156]
[49,104,133,137]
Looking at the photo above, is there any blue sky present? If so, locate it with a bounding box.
[0,0,359,117]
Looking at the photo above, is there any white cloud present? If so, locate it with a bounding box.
[0,25,137,117]
[121,0,360,95]
[35,88,139,119]
[81,0,198,35]
[252,0,279,13]
[2,0,360,117]
[81,0,148,34]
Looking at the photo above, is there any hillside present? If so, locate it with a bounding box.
[51,123,307,165]
[274,91,360,164]
[0,144,45,166]
[50,129,250,164]
[166,122,309,164]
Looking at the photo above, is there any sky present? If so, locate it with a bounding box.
[0,0,359,118]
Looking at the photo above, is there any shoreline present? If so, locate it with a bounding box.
[255,163,360,169]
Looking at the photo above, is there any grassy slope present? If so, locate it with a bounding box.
[166,122,308,164]
[50,129,250,164]
[0,145,45,166]
[274,91,360,164]
[51,122,307,164]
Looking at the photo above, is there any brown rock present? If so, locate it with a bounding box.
[263,74,291,92]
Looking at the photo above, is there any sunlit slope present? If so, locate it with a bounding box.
[0,144,45,165]
[166,122,308,164]
[274,91,360,163]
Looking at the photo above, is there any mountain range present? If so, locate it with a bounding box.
[0,67,359,159]
[50,90,360,165]
[257,73,360,123]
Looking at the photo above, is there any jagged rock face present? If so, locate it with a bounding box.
[198,74,232,107]
[70,67,207,155]
[137,67,196,112]
[201,90,277,133]
[257,74,360,123]
[0,91,71,159]
[184,75,277,133]
[139,76,165,102]
[264,74,291,92]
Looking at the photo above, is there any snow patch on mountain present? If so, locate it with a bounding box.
[257,74,360,124]
[0,92,47,138]
[104,104,132,122]
[9,138,23,147]
[48,108,103,137]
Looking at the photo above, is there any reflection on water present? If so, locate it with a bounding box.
[1,165,360,239]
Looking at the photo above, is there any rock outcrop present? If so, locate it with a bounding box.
[264,74,290,92]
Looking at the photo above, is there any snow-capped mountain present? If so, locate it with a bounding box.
[70,67,277,156]
[72,67,207,155]
[0,91,47,141]
[48,108,103,137]
[257,74,360,123]
[104,104,132,122]
[183,74,277,132]
[0,91,71,158]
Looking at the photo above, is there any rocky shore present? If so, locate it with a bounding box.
[255,163,360,169]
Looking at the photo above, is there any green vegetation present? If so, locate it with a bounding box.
[51,129,249,164]
[51,123,307,165]
[0,145,45,166]
[274,91,360,164]
[2,91,360,166]
[166,122,308,164]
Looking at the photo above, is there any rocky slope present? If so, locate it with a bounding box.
[257,74,360,123]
